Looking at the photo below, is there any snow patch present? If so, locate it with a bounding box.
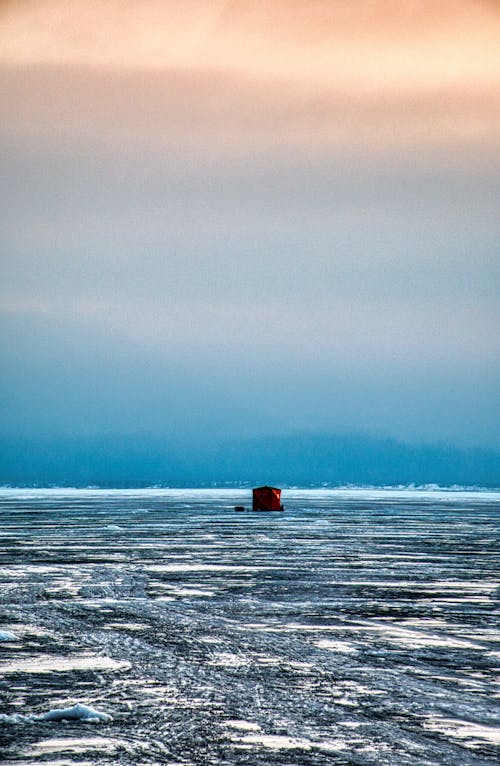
[231,733,348,752]
[224,720,261,731]
[423,717,500,747]
[315,639,357,653]
[0,654,130,674]
[29,735,122,755]
[208,652,250,668]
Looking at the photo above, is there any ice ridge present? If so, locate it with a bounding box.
[0,702,112,724]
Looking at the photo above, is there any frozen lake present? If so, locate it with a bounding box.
[0,488,499,765]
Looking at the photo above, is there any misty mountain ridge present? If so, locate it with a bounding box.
[1,432,499,488]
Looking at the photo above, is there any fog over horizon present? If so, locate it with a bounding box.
[1,1,499,456]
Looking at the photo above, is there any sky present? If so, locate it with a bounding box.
[1,0,499,448]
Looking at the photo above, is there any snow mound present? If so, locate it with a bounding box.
[0,703,112,725]
[0,713,37,724]
[42,703,112,722]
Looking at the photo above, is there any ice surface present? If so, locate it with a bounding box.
[0,630,18,641]
[0,487,499,765]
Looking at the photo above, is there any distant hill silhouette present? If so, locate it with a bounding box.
[1,433,499,487]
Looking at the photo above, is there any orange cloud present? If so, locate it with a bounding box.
[1,0,499,93]
[1,1,499,156]
[1,63,498,155]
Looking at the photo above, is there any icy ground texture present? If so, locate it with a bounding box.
[0,487,499,765]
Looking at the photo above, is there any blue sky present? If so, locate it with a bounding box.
[1,1,499,447]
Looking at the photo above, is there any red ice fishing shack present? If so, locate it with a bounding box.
[252,486,284,512]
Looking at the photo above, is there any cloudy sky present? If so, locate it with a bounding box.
[1,0,499,446]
